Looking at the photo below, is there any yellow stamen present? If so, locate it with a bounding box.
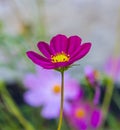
[51,52,70,63]
[53,85,61,94]
[75,108,85,119]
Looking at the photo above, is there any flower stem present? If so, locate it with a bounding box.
[57,71,64,130]
[101,78,114,128]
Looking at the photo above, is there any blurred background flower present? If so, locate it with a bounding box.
[104,56,120,82]
[84,66,101,105]
[23,66,81,119]
[65,101,102,130]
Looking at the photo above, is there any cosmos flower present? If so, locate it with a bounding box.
[66,101,102,130]
[23,66,81,119]
[104,56,120,81]
[26,34,91,70]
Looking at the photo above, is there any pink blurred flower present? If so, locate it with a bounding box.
[85,66,101,105]
[66,101,102,130]
[85,65,99,86]
[104,56,120,81]
[23,66,81,119]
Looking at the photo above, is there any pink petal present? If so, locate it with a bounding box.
[35,65,55,78]
[67,35,82,55]
[26,51,55,69]
[104,56,120,80]
[69,43,91,63]
[50,34,68,54]
[37,42,52,58]
[91,109,102,128]
[23,74,39,89]
[41,103,60,119]
[69,46,81,59]
[64,79,80,99]
[24,91,43,107]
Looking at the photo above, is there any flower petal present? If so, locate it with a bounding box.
[69,43,91,63]
[91,109,102,128]
[67,35,82,54]
[23,74,39,89]
[24,91,43,107]
[26,51,55,69]
[50,34,68,54]
[64,79,80,99]
[41,103,60,119]
[37,41,52,58]
[35,65,55,78]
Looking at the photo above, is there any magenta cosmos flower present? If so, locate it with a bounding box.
[23,66,81,119]
[66,101,102,130]
[26,34,91,70]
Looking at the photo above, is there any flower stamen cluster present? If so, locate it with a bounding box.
[75,108,85,119]
[51,52,70,63]
[53,85,61,94]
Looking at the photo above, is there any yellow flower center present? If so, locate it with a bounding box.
[75,108,85,119]
[51,52,70,63]
[53,85,61,94]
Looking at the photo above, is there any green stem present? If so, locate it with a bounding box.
[57,71,64,130]
[101,78,114,128]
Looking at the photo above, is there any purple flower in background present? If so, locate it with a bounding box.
[85,66,101,105]
[85,65,99,86]
[23,66,81,119]
[66,101,102,130]
[104,56,120,81]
